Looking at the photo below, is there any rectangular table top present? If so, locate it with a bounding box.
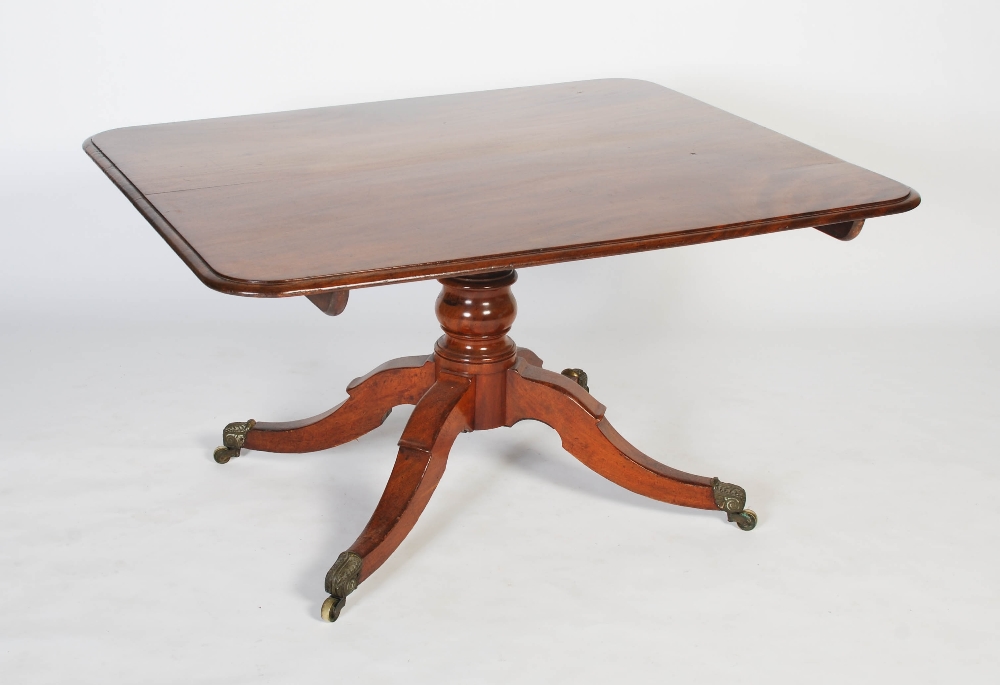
[85,79,918,296]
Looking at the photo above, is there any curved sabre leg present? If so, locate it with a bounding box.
[213,355,435,462]
[505,359,756,528]
[516,347,544,368]
[320,375,473,622]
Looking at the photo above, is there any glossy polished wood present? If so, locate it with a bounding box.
[244,355,435,453]
[434,270,520,429]
[347,376,473,582]
[506,359,717,510]
[816,219,865,241]
[84,79,919,297]
[306,290,350,316]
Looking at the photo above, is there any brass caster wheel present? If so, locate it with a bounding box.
[213,446,238,464]
[320,595,347,622]
[322,551,361,622]
[213,419,256,464]
[561,368,589,392]
[727,509,758,531]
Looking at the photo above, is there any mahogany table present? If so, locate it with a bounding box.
[84,79,919,622]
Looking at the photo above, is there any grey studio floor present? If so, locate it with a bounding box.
[2,244,998,682]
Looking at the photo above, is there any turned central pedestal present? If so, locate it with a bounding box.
[213,270,757,622]
[434,270,520,431]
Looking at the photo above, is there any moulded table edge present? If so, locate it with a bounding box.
[84,137,920,298]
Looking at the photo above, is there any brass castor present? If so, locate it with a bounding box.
[711,478,757,531]
[213,419,256,464]
[320,595,347,622]
[321,551,362,622]
[560,368,589,392]
[213,446,237,464]
[727,509,758,531]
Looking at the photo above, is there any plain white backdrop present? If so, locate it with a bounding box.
[1,2,998,683]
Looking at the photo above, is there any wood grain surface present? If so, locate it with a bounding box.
[85,79,919,296]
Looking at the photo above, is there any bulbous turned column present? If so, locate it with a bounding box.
[434,270,519,373]
[434,270,518,430]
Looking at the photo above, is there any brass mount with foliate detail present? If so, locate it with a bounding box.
[321,551,363,622]
[560,368,589,392]
[711,478,758,531]
[213,420,257,464]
